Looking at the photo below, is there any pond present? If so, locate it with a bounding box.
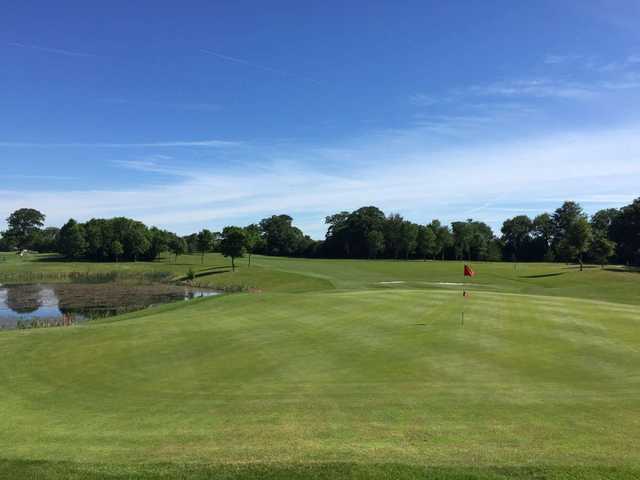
[0,283,219,330]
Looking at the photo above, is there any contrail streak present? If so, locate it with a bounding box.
[200,49,319,83]
[8,42,97,58]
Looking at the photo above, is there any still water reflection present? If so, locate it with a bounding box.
[0,283,218,330]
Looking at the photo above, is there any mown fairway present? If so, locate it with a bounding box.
[1,253,639,479]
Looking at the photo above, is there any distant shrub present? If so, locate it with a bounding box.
[186,268,196,281]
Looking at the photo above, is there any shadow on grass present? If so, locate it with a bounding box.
[170,262,229,267]
[1,460,638,480]
[33,256,161,265]
[174,266,232,282]
[520,272,566,279]
[604,267,640,274]
[193,269,232,278]
[33,255,81,263]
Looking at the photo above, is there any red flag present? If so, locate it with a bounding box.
[464,264,475,277]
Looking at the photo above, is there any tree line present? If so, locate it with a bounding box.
[499,200,640,268]
[1,197,639,267]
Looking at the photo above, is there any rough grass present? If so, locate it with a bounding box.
[2,461,638,480]
[1,253,639,478]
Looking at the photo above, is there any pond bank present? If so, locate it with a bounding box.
[0,282,219,330]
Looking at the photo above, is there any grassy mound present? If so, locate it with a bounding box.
[1,254,639,478]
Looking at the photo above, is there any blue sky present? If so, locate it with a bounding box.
[2,1,640,238]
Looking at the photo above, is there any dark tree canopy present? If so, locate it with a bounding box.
[5,208,46,250]
[610,197,640,265]
[451,219,495,261]
[532,213,554,261]
[428,220,452,261]
[590,234,615,268]
[220,226,246,271]
[366,230,385,259]
[243,224,263,266]
[552,201,588,261]
[168,236,187,262]
[501,215,533,261]
[58,219,87,259]
[5,197,640,266]
[324,207,386,258]
[196,229,214,264]
[55,217,175,261]
[260,215,309,257]
[415,226,437,261]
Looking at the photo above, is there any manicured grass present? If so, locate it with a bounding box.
[1,254,639,478]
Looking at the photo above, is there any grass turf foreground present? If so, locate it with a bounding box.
[1,253,639,479]
[2,460,639,480]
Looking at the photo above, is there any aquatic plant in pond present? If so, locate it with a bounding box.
[0,270,174,285]
[0,283,218,330]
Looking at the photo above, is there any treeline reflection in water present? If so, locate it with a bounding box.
[0,283,218,330]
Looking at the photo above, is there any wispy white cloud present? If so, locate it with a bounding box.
[2,124,639,237]
[543,54,590,65]
[543,52,640,74]
[600,72,640,90]
[410,102,537,138]
[414,53,640,111]
[466,79,597,100]
[112,156,194,176]
[8,42,97,58]
[409,93,442,106]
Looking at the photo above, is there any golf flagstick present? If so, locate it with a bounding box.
[462,264,475,326]
[461,264,465,326]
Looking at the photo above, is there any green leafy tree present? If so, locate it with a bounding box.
[451,221,472,260]
[145,227,171,260]
[383,213,405,259]
[111,240,124,263]
[487,237,504,262]
[559,217,592,271]
[5,208,45,250]
[501,215,533,262]
[415,225,437,261]
[0,232,14,251]
[366,230,385,259]
[552,201,587,261]
[610,197,640,266]
[399,221,419,260]
[591,208,619,237]
[243,224,262,266]
[533,213,555,261]
[452,219,494,261]
[84,219,107,260]
[183,233,199,254]
[347,206,386,258]
[428,220,452,260]
[220,226,246,272]
[323,206,386,258]
[168,237,187,263]
[590,234,615,269]
[259,215,305,256]
[31,226,60,252]
[58,219,87,259]
[324,211,351,257]
[123,223,150,262]
[196,229,214,264]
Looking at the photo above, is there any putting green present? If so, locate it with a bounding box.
[1,255,639,479]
